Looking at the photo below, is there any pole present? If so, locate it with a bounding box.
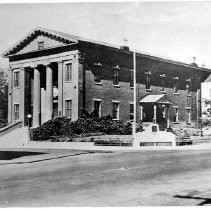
[133,51,136,136]
[196,88,198,133]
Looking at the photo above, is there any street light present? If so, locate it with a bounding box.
[27,114,32,143]
[27,114,32,129]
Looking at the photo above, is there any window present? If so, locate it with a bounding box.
[173,77,179,94]
[145,71,152,90]
[14,104,19,120]
[162,105,166,118]
[93,100,101,117]
[160,74,165,92]
[174,108,179,123]
[112,102,119,120]
[130,103,134,121]
[130,70,134,88]
[113,65,120,85]
[187,109,191,123]
[65,63,72,82]
[94,63,102,83]
[65,100,72,118]
[38,41,44,50]
[186,78,191,95]
[187,95,191,108]
[14,71,20,87]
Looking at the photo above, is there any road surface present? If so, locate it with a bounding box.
[0,149,211,206]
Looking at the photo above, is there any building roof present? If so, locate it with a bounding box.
[139,94,172,105]
[2,26,211,72]
[204,74,211,83]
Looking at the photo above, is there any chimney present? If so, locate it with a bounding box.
[190,56,198,67]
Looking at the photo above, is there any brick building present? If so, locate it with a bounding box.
[2,27,211,128]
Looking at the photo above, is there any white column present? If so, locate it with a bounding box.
[140,105,143,121]
[153,104,157,124]
[58,61,63,117]
[46,64,53,121]
[8,67,12,123]
[33,67,41,127]
[167,106,170,128]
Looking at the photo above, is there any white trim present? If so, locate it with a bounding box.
[93,99,102,102]
[64,97,73,101]
[94,82,102,86]
[112,100,120,103]
[113,85,120,88]
[10,50,78,68]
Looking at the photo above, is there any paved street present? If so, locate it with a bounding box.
[1,148,211,206]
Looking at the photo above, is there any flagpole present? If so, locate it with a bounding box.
[133,50,136,136]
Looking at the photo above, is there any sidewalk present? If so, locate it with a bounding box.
[0,148,100,165]
[24,140,211,151]
[2,132,211,151]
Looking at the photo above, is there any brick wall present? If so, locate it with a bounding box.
[82,46,209,127]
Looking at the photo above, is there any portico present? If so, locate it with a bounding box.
[139,94,172,129]
[8,47,80,127]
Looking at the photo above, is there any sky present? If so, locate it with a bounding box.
[1,1,211,68]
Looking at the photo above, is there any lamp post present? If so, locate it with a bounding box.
[27,114,32,142]
[133,50,136,136]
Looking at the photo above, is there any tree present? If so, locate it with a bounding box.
[0,68,8,128]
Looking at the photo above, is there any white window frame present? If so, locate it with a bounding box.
[160,74,166,92]
[129,102,134,121]
[145,71,152,91]
[65,62,73,82]
[93,99,102,117]
[65,99,72,118]
[187,109,191,124]
[14,70,20,88]
[173,77,179,94]
[174,108,179,123]
[130,70,134,88]
[14,104,19,121]
[112,100,120,120]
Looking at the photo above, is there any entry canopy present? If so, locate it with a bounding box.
[139,94,172,105]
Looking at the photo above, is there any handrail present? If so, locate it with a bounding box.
[0,121,23,137]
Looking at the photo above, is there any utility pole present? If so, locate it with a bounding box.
[133,50,136,136]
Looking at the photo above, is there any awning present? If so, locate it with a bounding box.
[139,94,172,105]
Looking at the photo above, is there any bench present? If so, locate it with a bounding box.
[91,136,132,147]
[176,136,193,146]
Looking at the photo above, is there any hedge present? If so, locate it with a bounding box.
[30,114,132,141]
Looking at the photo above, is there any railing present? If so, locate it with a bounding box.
[190,135,211,144]
[92,136,133,147]
[0,121,23,137]
[94,142,132,147]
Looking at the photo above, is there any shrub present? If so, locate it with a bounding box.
[30,114,132,141]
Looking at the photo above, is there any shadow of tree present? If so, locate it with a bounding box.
[174,194,211,206]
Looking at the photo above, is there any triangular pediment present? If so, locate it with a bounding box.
[139,94,172,105]
[3,27,78,57]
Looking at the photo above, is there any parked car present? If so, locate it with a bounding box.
[202,127,211,135]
